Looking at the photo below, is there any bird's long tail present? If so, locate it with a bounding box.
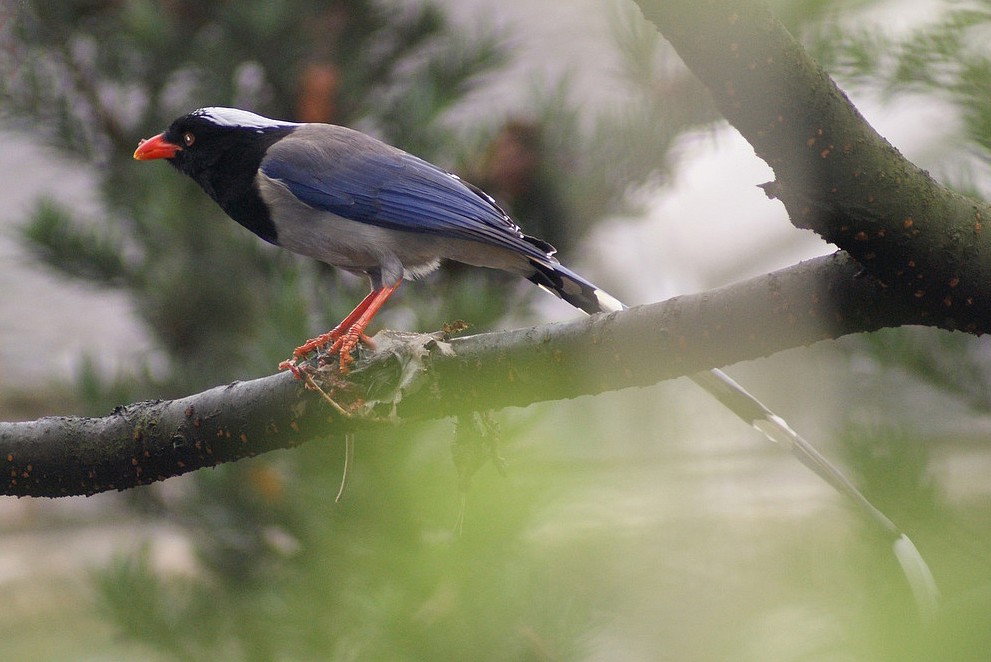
[531,259,939,621]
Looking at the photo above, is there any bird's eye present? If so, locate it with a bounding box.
[182,131,195,147]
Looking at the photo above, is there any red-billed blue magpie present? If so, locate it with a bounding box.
[135,108,936,612]
[134,107,622,374]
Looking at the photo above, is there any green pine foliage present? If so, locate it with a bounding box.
[2,0,513,394]
[1,1,698,658]
[7,0,991,658]
[810,2,991,164]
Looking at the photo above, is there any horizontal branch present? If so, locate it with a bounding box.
[6,2,983,499]
[0,251,927,498]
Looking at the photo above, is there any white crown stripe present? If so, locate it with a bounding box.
[192,107,299,130]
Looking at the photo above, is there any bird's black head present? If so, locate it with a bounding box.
[135,107,298,195]
[134,107,299,244]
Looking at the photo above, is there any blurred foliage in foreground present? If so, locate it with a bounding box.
[2,0,991,659]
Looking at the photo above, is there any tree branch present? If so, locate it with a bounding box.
[1,252,925,498]
[635,0,991,332]
[6,1,988,497]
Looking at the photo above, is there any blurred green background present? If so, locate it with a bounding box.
[2,0,991,659]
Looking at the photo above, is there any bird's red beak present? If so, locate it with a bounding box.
[133,132,181,160]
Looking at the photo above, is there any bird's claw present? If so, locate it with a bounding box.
[324,330,375,371]
[291,329,342,360]
[278,358,305,379]
[279,328,376,378]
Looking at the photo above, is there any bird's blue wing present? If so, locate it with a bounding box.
[259,128,552,260]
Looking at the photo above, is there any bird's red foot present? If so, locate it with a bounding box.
[278,358,306,379]
[324,330,376,371]
[278,279,400,379]
[291,329,342,361]
[279,329,376,378]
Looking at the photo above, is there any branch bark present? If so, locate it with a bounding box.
[1,253,924,497]
[635,0,991,332]
[5,0,989,497]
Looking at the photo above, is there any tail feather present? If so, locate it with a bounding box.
[541,259,938,620]
[527,260,625,314]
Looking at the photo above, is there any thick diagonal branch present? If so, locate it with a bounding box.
[6,2,988,498]
[635,0,991,332]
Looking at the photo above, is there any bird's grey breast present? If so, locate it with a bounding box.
[255,171,440,283]
[257,124,537,281]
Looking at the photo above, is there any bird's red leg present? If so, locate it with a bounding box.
[324,279,401,371]
[279,279,402,376]
[290,288,382,360]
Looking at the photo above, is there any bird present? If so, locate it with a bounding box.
[134,107,936,613]
[133,107,623,374]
